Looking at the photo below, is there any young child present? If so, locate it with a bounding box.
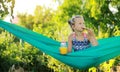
[67,15,98,52]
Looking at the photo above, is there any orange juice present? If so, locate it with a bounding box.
[59,42,67,54]
[59,47,67,54]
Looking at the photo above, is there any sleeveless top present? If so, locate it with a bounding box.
[72,33,91,51]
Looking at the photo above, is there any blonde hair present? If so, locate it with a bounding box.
[68,15,84,31]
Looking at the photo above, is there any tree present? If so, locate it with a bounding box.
[0,0,15,20]
[56,0,120,72]
[58,0,120,38]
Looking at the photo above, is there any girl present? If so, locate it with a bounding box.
[68,15,98,52]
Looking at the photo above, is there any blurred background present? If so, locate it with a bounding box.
[0,0,120,72]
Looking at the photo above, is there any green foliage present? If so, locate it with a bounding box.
[0,29,54,72]
[32,6,72,71]
[17,13,34,29]
[0,0,15,20]
[0,0,120,72]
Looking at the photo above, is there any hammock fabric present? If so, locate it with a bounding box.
[0,20,120,69]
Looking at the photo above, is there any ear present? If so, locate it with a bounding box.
[71,25,75,30]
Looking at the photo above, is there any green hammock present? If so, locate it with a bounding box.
[0,20,120,69]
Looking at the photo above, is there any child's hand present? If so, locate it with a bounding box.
[87,29,95,36]
[87,28,98,46]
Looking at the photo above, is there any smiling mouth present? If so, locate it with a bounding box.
[81,28,85,30]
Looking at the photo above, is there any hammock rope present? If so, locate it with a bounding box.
[0,20,120,69]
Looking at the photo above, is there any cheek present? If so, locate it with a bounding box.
[80,24,85,28]
[83,24,85,27]
[77,25,82,28]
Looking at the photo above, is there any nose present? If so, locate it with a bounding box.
[81,25,86,29]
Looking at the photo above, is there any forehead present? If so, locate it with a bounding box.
[74,18,84,23]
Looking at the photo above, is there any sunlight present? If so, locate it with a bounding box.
[4,0,58,22]
[14,0,58,15]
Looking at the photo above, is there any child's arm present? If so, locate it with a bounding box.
[87,29,98,46]
[68,34,73,52]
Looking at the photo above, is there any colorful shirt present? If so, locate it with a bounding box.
[72,33,91,51]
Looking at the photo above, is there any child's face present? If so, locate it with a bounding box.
[72,18,85,32]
